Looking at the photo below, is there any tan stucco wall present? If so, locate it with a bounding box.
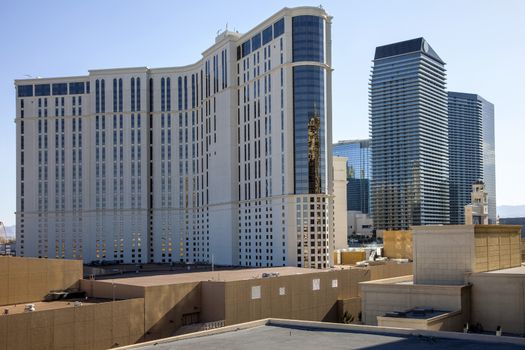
[360,276,470,329]
[383,230,412,260]
[0,256,83,306]
[467,272,525,335]
[0,299,144,350]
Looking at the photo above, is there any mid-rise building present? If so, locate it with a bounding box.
[333,139,371,214]
[369,38,449,230]
[14,7,335,268]
[448,91,496,224]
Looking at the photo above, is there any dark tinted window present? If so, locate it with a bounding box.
[242,40,251,57]
[251,33,261,51]
[35,84,51,96]
[292,16,324,63]
[262,25,273,45]
[69,82,85,94]
[52,83,68,95]
[293,66,326,194]
[273,18,285,38]
[237,46,241,60]
[18,85,33,97]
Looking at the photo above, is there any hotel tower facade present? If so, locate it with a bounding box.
[14,7,335,268]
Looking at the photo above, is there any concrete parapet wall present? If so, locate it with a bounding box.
[0,298,144,350]
[0,256,83,306]
[467,271,525,335]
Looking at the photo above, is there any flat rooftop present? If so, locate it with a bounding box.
[1,298,111,315]
[94,266,321,287]
[117,320,525,350]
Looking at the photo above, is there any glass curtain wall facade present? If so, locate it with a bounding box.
[291,14,333,269]
[448,92,496,224]
[292,15,326,195]
[333,140,370,213]
[370,38,449,230]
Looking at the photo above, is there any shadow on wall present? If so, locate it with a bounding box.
[142,283,202,342]
[353,335,525,350]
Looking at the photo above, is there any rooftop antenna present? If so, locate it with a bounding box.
[226,22,228,31]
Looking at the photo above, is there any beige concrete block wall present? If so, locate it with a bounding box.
[360,276,469,328]
[413,226,475,285]
[467,273,525,335]
[0,256,83,306]
[383,230,413,260]
[378,310,464,332]
[0,299,144,350]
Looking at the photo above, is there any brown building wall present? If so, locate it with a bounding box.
[0,299,144,350]
[80,279,145,300]
[337,297,361,323]
[142,282,201,341]
[522,239,525,262]
[0,256,83,306]
[220,265,412,327]
[368,263,413,281]
[340,251,366,265]
[200,281,225,322]
[383,230,413,260]
[52,263,413,347]
[474,227,521,272]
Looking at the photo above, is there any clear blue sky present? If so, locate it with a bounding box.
[1,0,524,226]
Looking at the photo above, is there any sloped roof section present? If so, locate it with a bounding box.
[374,37,444,64]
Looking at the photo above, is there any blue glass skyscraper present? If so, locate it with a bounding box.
[370,38,449,230]
[448,92,496,224]
[333,139,370,213]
